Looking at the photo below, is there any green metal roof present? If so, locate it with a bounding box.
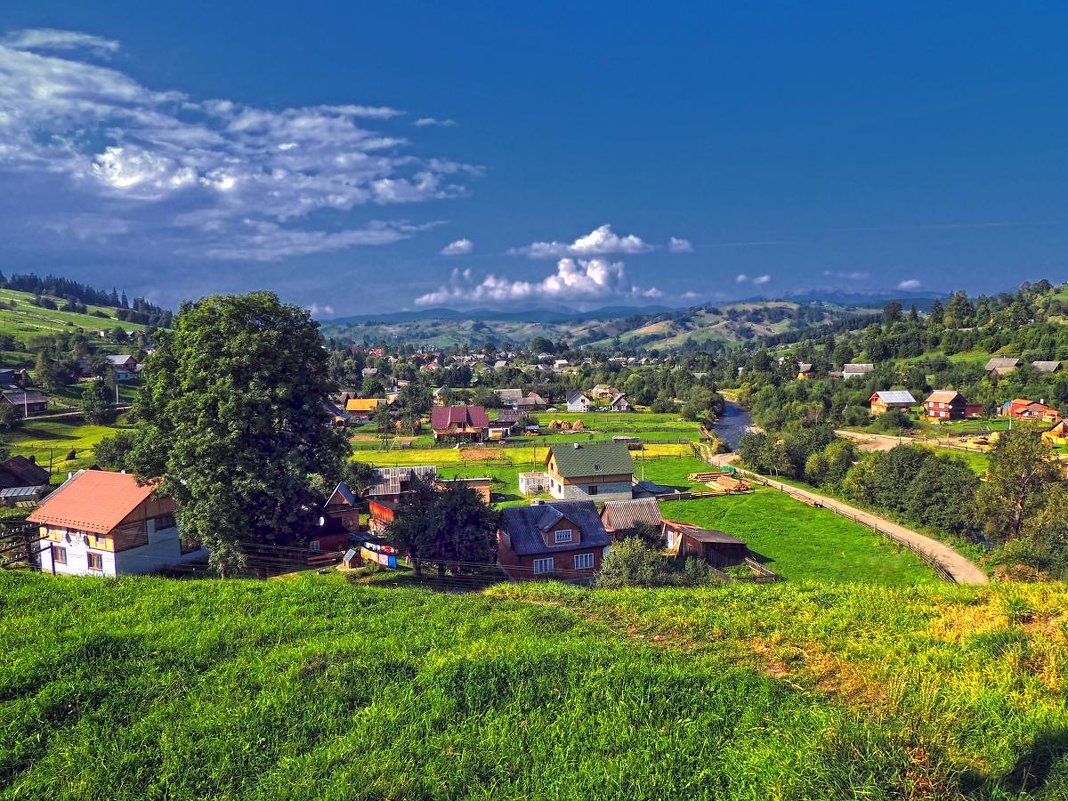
[547,440,635,478]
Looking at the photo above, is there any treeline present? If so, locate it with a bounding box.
[0,271,172,328]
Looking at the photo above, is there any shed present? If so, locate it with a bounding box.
[663,521,748,567]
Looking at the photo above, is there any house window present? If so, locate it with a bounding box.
[574,552,594,570]
[87,552,104,572]
[533,557,554,575]
[53,546,67,565]
[587,485,598,496]
[553,529,573,544]
[309,540,321,552]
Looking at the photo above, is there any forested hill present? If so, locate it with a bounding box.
[322,299,883,352]
[0,272,171,329]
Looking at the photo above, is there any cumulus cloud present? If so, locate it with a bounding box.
[823,270,870,281]
[752,275,771,286]
[897,279,922,290]
[0,29,473,261]
[415,117,457,127]
[415,258,660,306]
[307,302,335,318]
[667,236,694,253]
[440,238,473,256]
[510,224,652,259]
[735,274,749,283]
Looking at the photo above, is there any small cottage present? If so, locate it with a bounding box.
[497,500,611,581]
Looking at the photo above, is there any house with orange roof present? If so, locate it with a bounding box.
[28,470,206,576]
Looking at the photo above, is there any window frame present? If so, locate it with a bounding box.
[53,545,67,565]
[533,557,554,575]
[574,552,594,570]
[553,528,573,544]
[86,552,104,572]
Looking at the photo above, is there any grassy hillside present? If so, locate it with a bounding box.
[0,288,145,341]
[2,572,1066,799]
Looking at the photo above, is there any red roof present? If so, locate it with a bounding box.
[27,470,160,535]
[430,405,489,430]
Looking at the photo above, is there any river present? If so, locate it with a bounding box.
[712,401,753,451]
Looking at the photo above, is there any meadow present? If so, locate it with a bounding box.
[0,288,145,342]
[2,571,1066,799]
[662,489,939,585]
[5,417,133,477]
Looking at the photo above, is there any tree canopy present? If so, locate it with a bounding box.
[129,292,349,576]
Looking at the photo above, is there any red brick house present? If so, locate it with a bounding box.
[497,500,611,581]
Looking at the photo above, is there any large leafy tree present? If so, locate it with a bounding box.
[386,478,498,578]
[975,429,1060,544]
[81,378,116,425]
[129,292,349,576]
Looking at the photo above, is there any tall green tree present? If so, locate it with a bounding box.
[81,378,116,424]
[975,430,1060,544]
[129,292,349,576]
[386,478,497,578]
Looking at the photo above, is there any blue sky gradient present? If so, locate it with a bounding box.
[1,2,1066,314]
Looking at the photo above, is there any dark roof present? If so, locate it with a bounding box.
[494,409,524,424]
[600,497,662,531]
[430,405,490,430]
[0,456,50,489]
[667,521,746,545]
[1,390,47,406]
[500,500,611,556]
[566,391,590,404]
[325,482,356,507]
[548,440,634,479]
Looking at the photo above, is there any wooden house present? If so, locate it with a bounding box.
[841,363,874,380]
[29,470,206,576]
[663,520,748,568]
[345,397,385,422]
[999,399,1060,423]
[796,363,814,381]
[365,465,437,502]
[497,500,611,581]
[599,497,663,541]
[323,482,361,531]
[608,393,633,412]
[368,499,399,534]
[986,357,1022,377]
[106,354,138,381]
[430,406,489,441]
[493,388,524,408]
[1,389,48,417]
[0,455,49,490]
[923,390,967,421]
[544,441,635,502]
[1032,361,1063,374]
[869,390,917,416]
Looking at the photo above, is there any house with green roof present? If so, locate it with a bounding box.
[544,440,635,502]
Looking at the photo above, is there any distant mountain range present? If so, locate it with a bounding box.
[320,295,886,352]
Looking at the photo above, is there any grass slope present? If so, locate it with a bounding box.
[662,489,939,585]
[7,571,1061,800]
[0,288,145,342]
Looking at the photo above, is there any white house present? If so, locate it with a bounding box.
[566,391,592,412]
[30,470,206,576]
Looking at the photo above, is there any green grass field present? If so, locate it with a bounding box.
[662,489,938,585]
[5,416,133,476]
[0,288,145,342]
[2,571,1066,799]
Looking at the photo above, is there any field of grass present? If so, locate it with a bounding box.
[927,446,990,475]
[3,571,1067,799]
[530,410,704,443]
[0,288,145,342]
[4,416,133,476]
[662,489,938,585]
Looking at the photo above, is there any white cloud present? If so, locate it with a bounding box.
[667,236,694,253]
[0,30,473,261]
[440,238,473,256]
[752,274,771,286]
[415,117,457,127]
[415,258,660,306]
[823,270,870,281]
[681,291,699,299]
[897,279,922,290]
[510,224,654,259]
[2,28,119,57]
[735,274,749,283]
[308,302,335,318]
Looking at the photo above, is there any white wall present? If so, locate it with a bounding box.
[38,524,207,577]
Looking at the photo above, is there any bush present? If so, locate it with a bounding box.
[599,539,712,588]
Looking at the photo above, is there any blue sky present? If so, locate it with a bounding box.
[1,2,1067,316]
